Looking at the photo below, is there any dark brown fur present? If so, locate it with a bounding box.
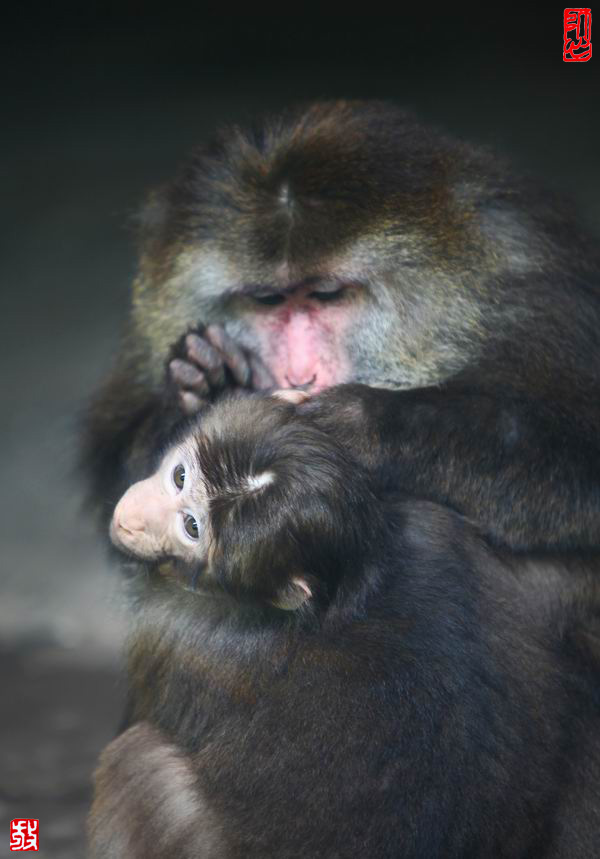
[88,396,600,858]
[84,102,600,856]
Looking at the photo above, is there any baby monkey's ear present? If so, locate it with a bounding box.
[271,577,313,611]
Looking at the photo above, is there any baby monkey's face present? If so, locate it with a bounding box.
[110,441,211,565]
[109,391,309,567]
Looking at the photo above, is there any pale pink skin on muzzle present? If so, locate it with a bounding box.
[252,285,355,392]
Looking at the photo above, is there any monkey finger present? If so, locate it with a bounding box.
[185,334,227,388]
[169,359,211,396]
[179,390,205,415]
[205,325,252,388]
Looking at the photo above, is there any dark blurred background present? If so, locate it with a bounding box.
[1,10,599,857]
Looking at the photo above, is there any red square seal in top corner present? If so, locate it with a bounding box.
[563,9,592,61]
[9,820,39,852]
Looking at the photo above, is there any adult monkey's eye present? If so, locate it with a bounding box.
[183,513,199,539]
[254,293,286,306]
[309,286,346,302]
[173,464,185,490]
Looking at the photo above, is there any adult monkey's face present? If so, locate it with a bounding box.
[132,101,501,404]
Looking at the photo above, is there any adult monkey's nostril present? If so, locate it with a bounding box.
[285,373,317,390]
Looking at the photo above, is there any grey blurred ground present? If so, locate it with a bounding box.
[1,15,599,858]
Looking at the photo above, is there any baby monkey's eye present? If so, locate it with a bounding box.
[183,513,199,539]
[173,464,185,490]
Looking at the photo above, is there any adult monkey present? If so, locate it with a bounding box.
[84,100,600,551]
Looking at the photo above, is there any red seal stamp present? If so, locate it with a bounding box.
[564,9,592,61]
[9,820,39,852]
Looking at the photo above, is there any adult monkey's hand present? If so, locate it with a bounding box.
[169,325,276,415]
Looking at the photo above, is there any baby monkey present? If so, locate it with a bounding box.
[109,389,363,611]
